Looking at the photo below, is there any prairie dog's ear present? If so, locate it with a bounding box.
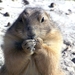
[24,7,33,16]
[18,13,27,23]
[18,7,33,23]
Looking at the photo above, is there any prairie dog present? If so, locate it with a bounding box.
[0,7,64,75]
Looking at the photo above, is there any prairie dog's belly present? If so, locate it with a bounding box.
[23,57,40,75]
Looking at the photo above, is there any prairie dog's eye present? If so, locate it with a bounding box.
[40,17,44,23]
[37,15,45,23]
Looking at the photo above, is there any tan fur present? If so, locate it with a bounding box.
[0,7,64,75]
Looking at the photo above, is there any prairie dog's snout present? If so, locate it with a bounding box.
[25,22,35,39]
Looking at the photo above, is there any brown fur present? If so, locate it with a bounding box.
[0,7,64,75]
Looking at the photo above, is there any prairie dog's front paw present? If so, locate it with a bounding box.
[35,38,43,49]
[22,39,36,54]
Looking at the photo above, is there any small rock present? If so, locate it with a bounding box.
[68,9,72,13]
[3,12,10,17]
[23,0,29,5]
[69,72,75,75]
[5,22,11,27]
[1,44,3,50]
[72,52,75,55]
[50,9,54,11]
[64,59,75,67]
[63,40,72,46]
[72,58,75,63]
[12,0,17,1]
[0,0,2,3]
[65,9,72,15]
[49,3,56,8]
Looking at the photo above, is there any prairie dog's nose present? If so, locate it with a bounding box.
[28,33,35,39]
[26,25,35,39]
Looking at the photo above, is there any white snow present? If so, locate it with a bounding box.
[0,0,75,75]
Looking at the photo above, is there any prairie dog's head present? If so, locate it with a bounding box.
[7,7,55,40]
